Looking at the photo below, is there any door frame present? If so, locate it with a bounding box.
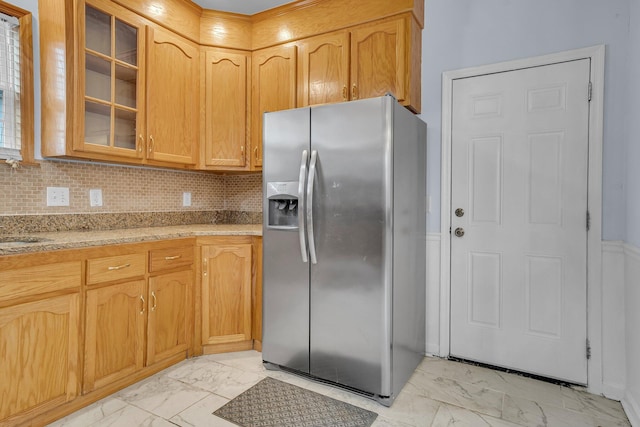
[439,45,605,393]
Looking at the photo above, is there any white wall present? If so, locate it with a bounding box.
[623,1,640,424]
[419,0,630,240]
[628,1,640,248]
[419,2,638,418]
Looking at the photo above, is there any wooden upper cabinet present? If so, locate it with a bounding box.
[351,17,407,104]
[298,31,350,107]
[251,44,297,170]
[146,26,199,165]
[78,0,147,160]
[201,48,250,169]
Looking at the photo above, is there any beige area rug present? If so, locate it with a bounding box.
[213,377,378,427]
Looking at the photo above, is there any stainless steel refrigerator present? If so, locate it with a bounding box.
[262,95,426,406]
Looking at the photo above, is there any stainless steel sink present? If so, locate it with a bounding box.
[0,236,52,244]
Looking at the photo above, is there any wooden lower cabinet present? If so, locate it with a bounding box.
[0,235,260,425]
[147,270,192,366]
[201,240,253,349]
[83,280,146,393]
[0,293,81,424]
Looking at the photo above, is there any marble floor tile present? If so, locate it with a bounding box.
[418,357,565,407]
[561,386,630,422]
[502,394,631,427]
[46,397,128,427]
[89,404,176,427]
[170,394,236,427]
[115,374,210,419]
[205,350,266,374]
[371,415,416,427]
[431,403,522,427]
[46,353,632,427]
[167,356,264,399]
[406,369,505,418]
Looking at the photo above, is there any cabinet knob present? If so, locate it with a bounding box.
[149,135,154,153]
[138,134,144,153]
[352,84,358,100]
[342,85,348,101]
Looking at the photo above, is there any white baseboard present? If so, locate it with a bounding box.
[601,241,627,400]
[425,233,441,356]
[623,242,640,426]
[622,394,640,427]
[603,382,626,402]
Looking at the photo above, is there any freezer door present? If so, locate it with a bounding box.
[309,96,393,396]
[262,107,311,373]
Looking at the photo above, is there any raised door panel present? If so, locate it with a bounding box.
[147,270,192,366]
[147,25,198,164]
[201,243,252,345]
[350,18,406,103]
[298,31,350,107]
[84,280,146,393]
[202,49,249,168]
[251,44,297,170]
[0,294,80,422]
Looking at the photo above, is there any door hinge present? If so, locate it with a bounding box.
[588,82,592,102]
[586,339,591,360]
[586,210,591,231]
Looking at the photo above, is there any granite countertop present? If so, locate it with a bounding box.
[0,224,262,256]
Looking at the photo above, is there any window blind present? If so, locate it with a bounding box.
[0,12,20,160]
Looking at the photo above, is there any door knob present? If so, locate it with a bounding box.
[455,208,464,217]
[454,227,465,237]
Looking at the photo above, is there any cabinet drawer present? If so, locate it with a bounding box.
[0,261,81,303]
[87,253,146,285]
[149,246,194,273]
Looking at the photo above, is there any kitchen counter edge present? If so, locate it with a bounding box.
[0,224,263,256]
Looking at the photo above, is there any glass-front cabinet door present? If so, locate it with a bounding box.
[79,2,145,158]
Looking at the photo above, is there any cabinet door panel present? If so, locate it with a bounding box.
[147,26,198,164]
[203,49,249,168]
[251,45,297,169]
[351,18,406,102]
[201,243,252,344]
[147,270,192,365]
[0,294,80,421]
[84,280,146,393]
[299,31,349,107]
[78,1,145,159]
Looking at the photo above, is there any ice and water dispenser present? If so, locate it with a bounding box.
[266,181,300,228]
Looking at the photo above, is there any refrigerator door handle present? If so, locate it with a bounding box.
[298,149,309,263]
[307,150,318,264]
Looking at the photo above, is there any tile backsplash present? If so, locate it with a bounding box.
[0,160,263,215]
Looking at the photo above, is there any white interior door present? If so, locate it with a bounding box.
[449,59,591,384]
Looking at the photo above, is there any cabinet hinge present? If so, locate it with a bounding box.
[586,338,591,360]
[586,210,591,231]
[588,82,592,102]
